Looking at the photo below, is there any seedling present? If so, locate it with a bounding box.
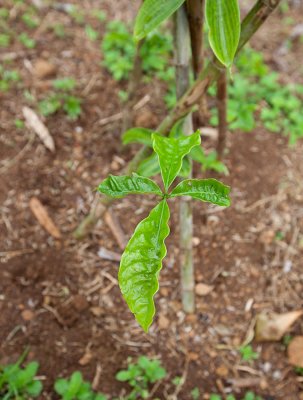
[239,345,259,362]
[210,393,262,400]
[116,356,166,400]
[54,371,106,400]
[0,358,43,399]
[0,64,21,92]
[38,77,82,119]
[98,131,231,331]
[191,387,200,400]
[18,33,36,49]
[21,12,40,29]
[0,33,10,47]
[85,24,98,41]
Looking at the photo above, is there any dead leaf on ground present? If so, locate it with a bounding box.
[23,106,55,152]
[255,310,303,342]
[29,197,61,239]
[288,336,303,368]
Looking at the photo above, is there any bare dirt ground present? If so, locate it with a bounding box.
[0,1,303,399]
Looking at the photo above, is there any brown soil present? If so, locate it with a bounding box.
[1,1,303,399]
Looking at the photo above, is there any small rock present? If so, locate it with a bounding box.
[259,230,275,245]
[72,295,89,312]
[192,237,200,246]
[158,314,170,330]
[195,283,214,297]
[33,59,57,79]
[216,364,229,377]
[21,309,35,321]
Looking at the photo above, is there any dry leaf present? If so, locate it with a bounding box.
[23,106,55,152]
[255,310,303,342]
[288,336,303,368]
[78,351,93,366]
[195,283,214,296]
[29,197,61,239]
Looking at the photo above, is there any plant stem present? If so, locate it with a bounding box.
[186,0,204,78]
[217,70,227,159]
[122,41,143,132]
[175,5,195,313]
[73,0,281,239]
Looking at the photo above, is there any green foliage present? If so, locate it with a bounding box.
[52,23,66,38]
[98,174,162,198]
[294,366,303,376]
[209,47,303,144]
[0,33,10,47]
[210,393,262,400]
[0,359,43,399]
[116,356,166,400]
[0,64,21,92]
[18,33,36,49]
[191,387,200,400]
[38,77,81,119]
[91,10,107,22]
[85,24,98,41]
[205,0,240,68]
[170,178,231,207]
[239,345,259,362]
[21,12,40,29]
[54,371,106,400]
[0,8,9,19]
[134,0,185,41]
[152,131,201,190]
[98,132,231,330]
[101,21,173,83]
[15,119,25,129]
[123,124,228,176]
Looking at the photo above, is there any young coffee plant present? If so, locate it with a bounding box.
[98,131,230,331]
[54,371,106,400]
[116,356,166,400]
[0,359,43,399]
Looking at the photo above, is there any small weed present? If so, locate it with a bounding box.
[209,47,303,144]
[85,24,98,41]
[54,371,106,400]
[21,12,40,29]
[52,23,66,38]
[53,78,76,91]
[18,33,36,49]
[0,358,43,399]
[0,8,9,19]
[191,387,200,400]
[239,345,259,362]
[68,6,85,25]
[91,9,107,22]
[116,356,166,400]
[0,33,10,47]
[15,119,25,129]
[0,64,21,92]
[294,366,303,376]
[210,392,262,400]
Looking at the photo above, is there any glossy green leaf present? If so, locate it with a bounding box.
[98,174,162,198]
[134,0,186,41]
[170,178,231,207]
[205,0,240,68]
[122,127,153,147]
[119,200,170,332]
[152,132,201,191]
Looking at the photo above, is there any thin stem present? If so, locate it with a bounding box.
[175,5,195,314]
[186,0,204,78]
[217,70,227,159]
[122,41,143,132]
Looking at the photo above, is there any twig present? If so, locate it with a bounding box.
[104,208,127,250]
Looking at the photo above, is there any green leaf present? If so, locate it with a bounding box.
[122,128,153,147]
[26,380,43,397]
[170,178,231,207]
[152,132,201,191]
[134,0,186,41]
[119,200,170,332]
[98,174,162,198]
[137,153,161,178]
[54,378,69,395]
[205,0,241,68]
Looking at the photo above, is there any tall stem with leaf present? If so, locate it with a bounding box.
[217,69,227,159]
[175,5,195,313]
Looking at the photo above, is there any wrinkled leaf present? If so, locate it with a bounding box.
[119,200,170,331]
[98,174,162,198]
[152,132,201,191]
[134,0,186,41]
[205,0,241,68]
[122,127,153,147]
[170,178,231,207]
[255,310,303,342]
